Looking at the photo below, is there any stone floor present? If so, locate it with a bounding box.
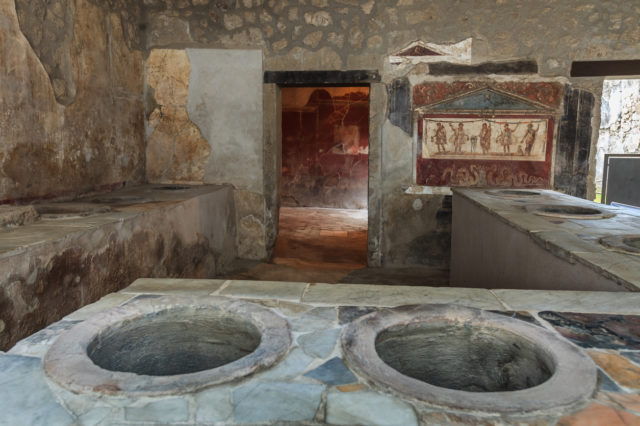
[4,278,640,425]
[226,207,450,286]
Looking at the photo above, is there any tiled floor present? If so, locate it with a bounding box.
[226,207,450,286]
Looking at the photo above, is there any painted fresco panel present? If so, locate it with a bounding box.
[416,113,554,188]
[414,82,560,189]
[420,116,548,161]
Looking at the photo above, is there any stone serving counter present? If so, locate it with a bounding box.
[0,184,237,350]
[451,188,640,292]
[3,278,640,425]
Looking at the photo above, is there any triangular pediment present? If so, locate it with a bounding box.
[397,44,442,57]
[426,88,549,112]
[389,39,472,65]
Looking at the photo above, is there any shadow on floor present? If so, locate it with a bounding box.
[222,207,450,286]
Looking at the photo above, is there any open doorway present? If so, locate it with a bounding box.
[273,86,370,275]
[595,79,640,205]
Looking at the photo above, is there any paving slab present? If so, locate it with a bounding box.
[303,283,504,309]
[0,355,74,426]
[64,292,135,321]
[121,278,226,295]
[326,390,418,426]
[233,382,324,423]
[220,279,308,301]
[493,289,640,314]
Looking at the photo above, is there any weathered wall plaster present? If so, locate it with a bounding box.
[0,0,145,203]
[145,49,211,182]
[0,185,236,350]
[145,49,267,259]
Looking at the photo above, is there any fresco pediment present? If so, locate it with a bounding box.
[425,88,550,112]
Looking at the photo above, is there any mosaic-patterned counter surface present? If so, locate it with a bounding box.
[4,279,640,425]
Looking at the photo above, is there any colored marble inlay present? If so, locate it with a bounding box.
[539,312,640,350]
[589,352,640,390]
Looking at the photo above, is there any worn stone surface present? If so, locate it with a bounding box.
[233,382,324,423]
[125,398,189,423]
[304,357,357,385]
[0,355,74,425]
[194,387,234,423]
[0,185,236,350]
[326,390,418,426]
[0,0,144,203]
[298,327,340,358]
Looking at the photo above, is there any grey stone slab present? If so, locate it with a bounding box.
[195,387,233,423]
[304,357,357,386]
[492,289,640,314]
[0,355,74,426]
[256,347,314,380]
[326,390,418,426]
[8,319,80,358]
[64,292,135,321]
[220,279,308,301]
[298,328,341,359]
[124,397,189,423]
[121,278,226,295]
[532,230,605,254]
[303,284,504,309]
[233,382,324,423]
[290,306,338,332]
[577,251,640,289]
[77,407,121,426]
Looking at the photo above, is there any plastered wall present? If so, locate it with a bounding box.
[0,0,145,203]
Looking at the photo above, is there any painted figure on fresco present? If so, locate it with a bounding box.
[497,123,519,153]
[432,122,447,152]
[521,123,540,155]
[479,122,491,154]
[449,122,468,153]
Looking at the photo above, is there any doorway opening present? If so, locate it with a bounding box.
[274,86,370,278]
[595,79,640,205]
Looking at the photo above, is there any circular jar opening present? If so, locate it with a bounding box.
[87,309,261,376]
[600,234,640,255]
[375,322,553,392]
[532,204,614,219]
[538,205,601,216]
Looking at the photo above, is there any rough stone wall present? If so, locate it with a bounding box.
[595,79,640,191]
[0,0,145,203]
[143,0,640,74]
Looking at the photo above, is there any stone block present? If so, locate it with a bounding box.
[233,382,324,423]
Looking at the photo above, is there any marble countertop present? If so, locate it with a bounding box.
[3,278,640,425]
[453,188,640,291]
